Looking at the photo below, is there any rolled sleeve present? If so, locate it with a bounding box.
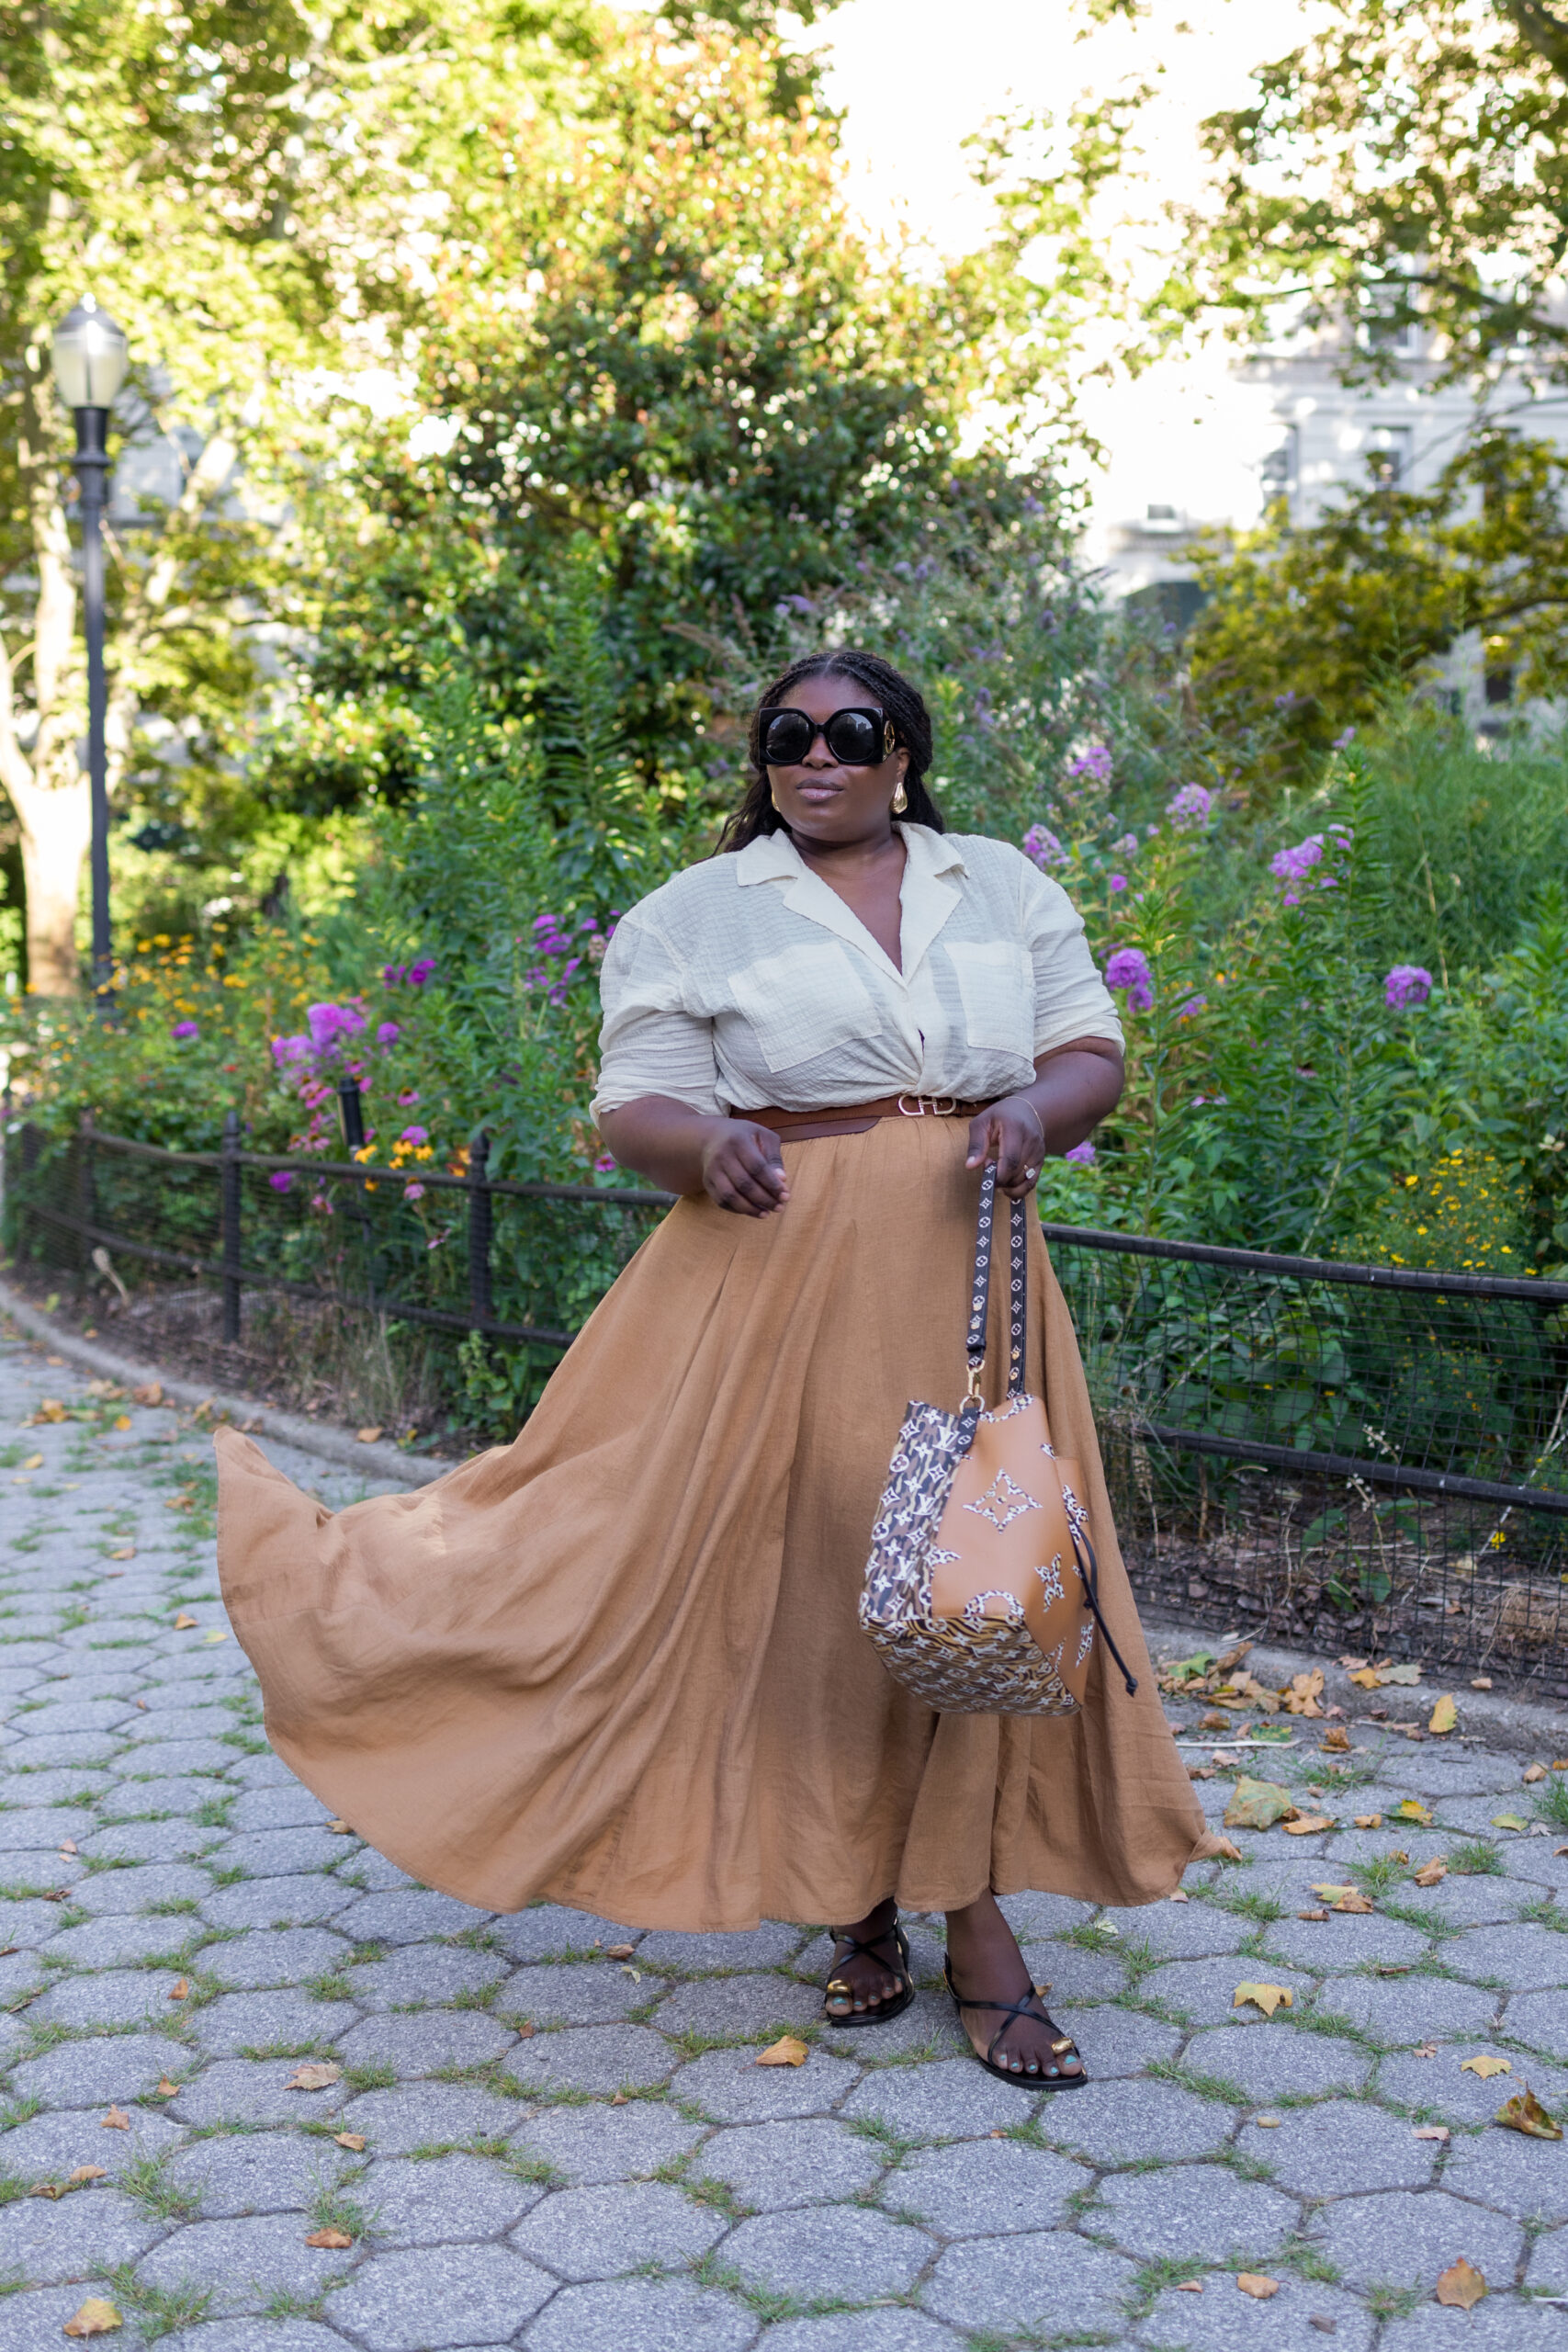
[590,913,723,1122]
[1021,862,1125,1059]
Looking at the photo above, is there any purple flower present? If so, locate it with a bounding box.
[1114,833,1139,856]
[272,1033,311,1068]
[1064,1139,1097,1165]
[1177,995,1207,1021]
[1167,783,1215,832]
[1385,963,1434,1011]
[1269,834,1331,906]
[594,1152,616,1174]
[269,1170,293,1193]
[377,1021,400,1046]
[1331,727,1356,751]
[408,958,434,986]
[1274,690,1298,709]
[402,1182,426,1202]
[170,1020,199,1041]
[1105,946,1154,1012]
[1108,873,1128,893]
[306,1001,366,1054]
[1068,744,1112,785]
[398,1089,421,1107]
[399,1125,429,1146]
[1021,823,1068,871]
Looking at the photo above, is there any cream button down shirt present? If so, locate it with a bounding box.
[590,821,1123,1120]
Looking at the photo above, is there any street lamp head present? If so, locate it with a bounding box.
[51,296,129,412]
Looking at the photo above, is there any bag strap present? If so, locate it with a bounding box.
[963,1164,1029,1437]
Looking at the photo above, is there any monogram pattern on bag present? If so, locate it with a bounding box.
[962,1588,1027,1632]
[1035,1555,1065,1607]
[963,1468,1040,1532]
[1076,1620,1096,1667]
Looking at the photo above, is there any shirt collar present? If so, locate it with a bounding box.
[733,822,966,983]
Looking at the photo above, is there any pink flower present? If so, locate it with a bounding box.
[268,1170,293,1193]
[377,1021,400,1046]
[1021,823,1068,871]
[1108,873,1128,894]
[1064,1139,1096,1165]
[399,1125,429,1146]
[397,1090,421,1107]
[402,1182,425,1202]
[1167,783,1215,832]
[171,1020,199,1041]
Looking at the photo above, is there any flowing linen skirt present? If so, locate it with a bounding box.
[215,1115,1208,1928]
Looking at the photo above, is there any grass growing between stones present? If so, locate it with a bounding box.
[118,2151,201,2224]
[1449,1839,1504,1875]
[96,2263,213,2343]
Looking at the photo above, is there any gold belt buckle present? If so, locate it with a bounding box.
[897,1093,958,1118]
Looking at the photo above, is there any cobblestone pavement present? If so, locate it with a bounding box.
[1,1329,1566,2351]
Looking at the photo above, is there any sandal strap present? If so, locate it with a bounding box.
[945,1959,1080,2070]
[826,1920,910,1998]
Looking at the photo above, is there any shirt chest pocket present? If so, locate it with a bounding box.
[727,942,882,1074]
[943,940,1035,1057]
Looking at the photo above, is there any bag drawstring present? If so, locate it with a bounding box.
[1069,1524,1139,1696]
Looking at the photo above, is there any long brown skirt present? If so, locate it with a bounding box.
[215,1116,1208,1928]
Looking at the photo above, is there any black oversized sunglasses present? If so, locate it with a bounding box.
[762,705,897,768]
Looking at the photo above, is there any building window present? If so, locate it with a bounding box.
[1367,425,1413,487]
[1260,430,1298,503]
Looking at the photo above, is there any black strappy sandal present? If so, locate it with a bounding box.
[822,1917,916,2028]
[944,1956,1089,2088]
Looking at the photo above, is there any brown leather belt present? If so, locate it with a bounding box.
[732,1094,993,1143]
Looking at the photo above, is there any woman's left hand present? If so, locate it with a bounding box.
[965,1096,1046,1199]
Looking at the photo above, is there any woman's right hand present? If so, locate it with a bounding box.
[699,1119,790,1217]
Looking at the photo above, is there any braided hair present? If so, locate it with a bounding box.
[715,648,944,854]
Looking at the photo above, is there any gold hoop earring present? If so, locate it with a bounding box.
[892,780,908,815]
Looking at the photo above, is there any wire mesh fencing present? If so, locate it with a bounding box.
[5,1109,1566,1690]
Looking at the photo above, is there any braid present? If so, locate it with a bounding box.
[715,649,944,854]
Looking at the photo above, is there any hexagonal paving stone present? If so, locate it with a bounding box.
[200,1874,352,1931]
[654,1972,819,2041]
[1047,2004,1183,2080]
[636,1923,803,1972]
[0,2105,183,2184]
[1180,2020,1373,2102]
[1379,2301,1568,2352]
[1141,1955,1316,2027]
[39,1914,192,1969]
[321,2240,555,2349]
[9,2030,189,2109]
[1506,1990,1568,2063]
[524,2276,762,2352]
[511,2179,726,2278]
[1040,2075,1234,2165]
[898,2135,1088,2234]
[337,2080,524,2154]
[840,2056,1036,2142]
[1314,1973,1500,2045]
[512,2100,705,2188]
[1446,1925,1568,1989]
[1102,1899,1252,1962]
[723,2204,931,2301]
[337,2008,516,2075]
[1388,1875,1528,1929]
[503,2024,680,2098]
[1138,2273,1377,2349]
[1260,1909,1432,1973]
[823,1987,967,2064]
[1236,2097,1439,2193]
[503,1960,670,2029]
[216,1826,352,1877]
[1375,2043,1568,2125]
[197,1926,351,1989]
[363,2151,544,2245]
[351,1940,510,2010]
[921,2231,1135,2337]
[332,1887,491,1943]
[69,1860,211,1915]
[1442,2124,1568,2221]
[692,2118,883,2212]
[187,1988,356,2059]
[0,2184,162,2283]
[170,2057,348,2128]
[1094,2161,1298,2261]
[493,1905,641,1963]
[1315,2185,1524,2289]
[166,2130,341,2217]
[27,1965,189,2030]
[672,2043,860,2124]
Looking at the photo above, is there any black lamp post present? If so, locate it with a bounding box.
[50,297,129,1005]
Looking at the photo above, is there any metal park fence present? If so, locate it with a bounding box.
[6,1098,1567,1690]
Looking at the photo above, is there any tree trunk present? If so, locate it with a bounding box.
[8,771,92,995]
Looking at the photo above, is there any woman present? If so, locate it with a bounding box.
[216,648,1209,2089]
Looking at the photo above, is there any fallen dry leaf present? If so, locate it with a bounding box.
[1492,1814,1531,1833]
[168,1978,188,2001]
[1413,1859,1448,1888]
[100,2106,130,2131]
[108,1546,134,1561]
[1523,1763,1549,1783]
[1176,2278,1203,2292]
[1435,2258,1487,2310]
[1335,1887,1376,1913]
[59,1840,76,1857]
[1414,2040,1439,2057]
[62,2300,123,2337]
[1254,2113,1281,2127]
[1428,1695,1458,1736]
[305,2226,354,2248]
[1237,2274,1280,2300]
[1353,1813,1383,1829]
[172,1612,197,1631]
[355,1426,383,1444]
[1169,1889,1190,1903]
[1394,1799,1433,1824]
[1312,1883,1358,1902]
[1234,1983,1293,2018]
[203,1629,228,1645]
[1207,1836,1245,1861]
[132,1382,163,1406]
[756,2035,809,2067]
[68,2166,107,2184]
[604,1943,636,1960]
[1471,1675,1493,1690]
[326,1818,353,1834]
[1320,1726,1351,1754]
[1382,1660,1423,1685]
[1224,1777,1296,1831]
[153,2076,178,2097]
[1461,2054,1512,2079]
[1415,2126,1450,2142]
[287,2062,342,2091]
[1349,1667,1382,1690]
[1495,2086,1562,2140]
[1187,1764,1216,1781]
[22,1453,44,1470]
[610,2089,628,2105]
[334,2132,367,2151]
[1298,1906,1330,1921]
[1284,1814,1335,1837]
